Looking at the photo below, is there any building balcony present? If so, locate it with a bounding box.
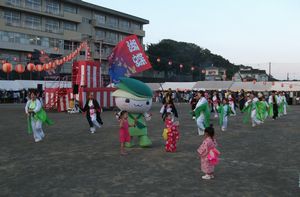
[91,19,145,37]
[0,1,82,23]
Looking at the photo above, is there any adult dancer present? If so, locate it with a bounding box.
[82,93,103,133]
[25,91,53,142]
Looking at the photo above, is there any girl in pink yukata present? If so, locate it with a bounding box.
[119,111,136,155]
[197,124,219,180]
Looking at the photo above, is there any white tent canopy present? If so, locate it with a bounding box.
[0,80,72,91]
[160,82,196,91]
[229,82,272,92]
[193,81,233,91]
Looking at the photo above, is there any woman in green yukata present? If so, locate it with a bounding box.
[25,91,52,142]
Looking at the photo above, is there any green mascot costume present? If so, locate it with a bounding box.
[112,77,153,147]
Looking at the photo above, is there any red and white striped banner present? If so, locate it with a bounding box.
[78,88,116,108]
[44,87,116,111]
[73,61,101,88]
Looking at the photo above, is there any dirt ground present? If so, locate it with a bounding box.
[0,103,299,197]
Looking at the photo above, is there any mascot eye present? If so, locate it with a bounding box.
[146,101,150,105]
[125,98,130,103]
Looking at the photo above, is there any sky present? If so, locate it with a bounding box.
[84,0,300,80]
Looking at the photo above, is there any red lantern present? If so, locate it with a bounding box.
[43,64,50,70]
[15,64,25,73]
[27,63,35,71]
[2,62,12,73]
[59,59,63,65]
[35,64,43,72]
[63,56,67,62]
[55,59,60,65]
[52,62,57,69]
[67,55,72,61]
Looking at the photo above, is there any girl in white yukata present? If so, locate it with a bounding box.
[25,91,52,142]
[212,92,219,118]
[245,93,262,127]
[217,98,230,131]
[194,91,210,136]
[227,92,236,116]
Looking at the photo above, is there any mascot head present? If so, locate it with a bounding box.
[112,77,153,113]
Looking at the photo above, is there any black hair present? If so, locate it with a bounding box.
[30,90,37,96]
[119,110,128,119]
[204,124,215,139]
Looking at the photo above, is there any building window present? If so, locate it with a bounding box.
[49,38,60,47]
[107,16,118,28]
[45,19,60,33]
[95,14,106,25]
[63,40,79,50]
[64,3,77,14]
[4,11,20,27]
[45,0,60,15]
[131,22,141,30]
[25,15,41,30]
[119,34,128,42]
[119,19,130,30]
[6,0,21,6]
[95,30,105,39]
[106,31,118,43]
[28,35,41,45]
[82,17,90,24]
[25,0,41,11]
[63,21,77,31]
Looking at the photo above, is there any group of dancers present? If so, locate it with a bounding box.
[25,88,289,180]
[159,89,288,179]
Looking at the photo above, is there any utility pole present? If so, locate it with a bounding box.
[287,72,289,81]
[268,62,271,80]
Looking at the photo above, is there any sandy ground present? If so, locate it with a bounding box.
[0,103,299,197]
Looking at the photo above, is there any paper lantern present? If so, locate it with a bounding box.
[253,80,256,84]
[272,81,275,86]
[15,64,25,73]
[27,63,35,71]
[35,64,43,72]
[289,84,293,89]
[27,53,32,58]
[179,64,183,68]
[43,63,51,70]
[55,59,60,65]
[168,61,172,65]
[52,62,57,69]
[63,56,67,62]
[2,62,12,73]
[281,83,284,87]
[59,59,63,65]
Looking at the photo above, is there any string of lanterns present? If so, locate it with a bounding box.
[0,41,90,75]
